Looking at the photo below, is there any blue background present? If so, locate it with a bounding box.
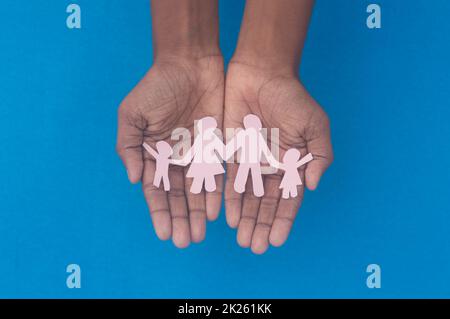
[1,0,450,298]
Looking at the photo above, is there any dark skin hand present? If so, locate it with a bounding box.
[116,0,224,248]
[224,0,333,254]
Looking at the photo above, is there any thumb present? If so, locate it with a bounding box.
[305,117,333,191]
[116,106,144,184]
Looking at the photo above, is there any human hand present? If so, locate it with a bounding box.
[224,61,333,254]
[116,55,224,247]
[116,0,223,248]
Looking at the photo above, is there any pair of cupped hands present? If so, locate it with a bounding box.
[116,55,333,254]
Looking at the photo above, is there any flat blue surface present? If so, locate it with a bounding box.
[1,0,450,298]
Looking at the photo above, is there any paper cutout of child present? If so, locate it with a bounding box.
[142,141,174,191]
[278,149,313,199]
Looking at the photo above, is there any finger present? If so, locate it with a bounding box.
[206,174,223,221]
[269,171,305,247]
[116,106,144,184]
[142,158,171,240]
[251,174,281,254]
[237,178,261,248]
[168,166,190,248]
[224,163,242,228]
[305,115,333,191]
[184,167,207,243]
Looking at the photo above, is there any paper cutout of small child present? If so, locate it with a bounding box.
[278,150,314,199]
[142,141,174,191]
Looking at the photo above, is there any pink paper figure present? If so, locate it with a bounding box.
[172,116,226,194]
[142,141,174,191]
[278,149,313,199]
[224,114,281,197]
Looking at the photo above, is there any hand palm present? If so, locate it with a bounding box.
[117,57,224,247]
[224,63,333,254]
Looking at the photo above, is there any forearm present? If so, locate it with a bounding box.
[151,0,221,61]
[232,0,315,75]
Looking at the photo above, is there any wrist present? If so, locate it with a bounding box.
[153,21,221,61]
[153,50,223,71]
[154,45,222,63]
[230,50,298,77]
[230,0,314,77]
[151,0,220,62]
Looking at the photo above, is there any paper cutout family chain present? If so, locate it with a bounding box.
[142,114,313,199]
